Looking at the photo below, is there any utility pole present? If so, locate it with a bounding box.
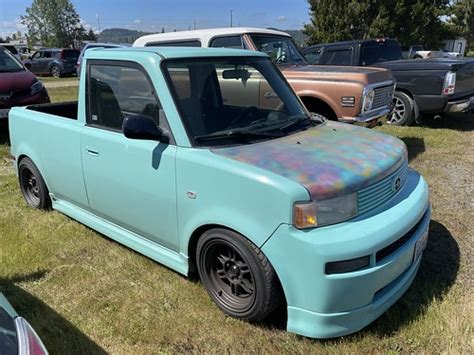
[96,14,101,32]
[230,10,233,27]
[193,19,196,30]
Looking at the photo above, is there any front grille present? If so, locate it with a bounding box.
[358,160,408,215]
[372,84,394,109]
[376,216,425,262]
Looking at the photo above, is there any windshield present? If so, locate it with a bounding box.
[0,49,23,72]
[360,42,402,65]
[163,56,313,146]
[250,35,306,65]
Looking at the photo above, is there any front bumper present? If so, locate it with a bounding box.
[445,96,474,113]
[262,169,430,338]
[340,106,391,128]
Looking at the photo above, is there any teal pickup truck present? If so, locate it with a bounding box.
[9,47,431,339]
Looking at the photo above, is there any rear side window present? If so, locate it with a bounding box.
[324,48,353,65]
[42,51,52,58]
[304,47,324,64]
[2,45,18,55]
[145,40,201,47]
[87,63,162,131]
[360,42,402,65]
[210,36,245,49]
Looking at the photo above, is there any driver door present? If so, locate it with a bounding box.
[81,61,179,251]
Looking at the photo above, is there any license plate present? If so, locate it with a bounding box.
[0,109,9,119]
[414,226,429,261]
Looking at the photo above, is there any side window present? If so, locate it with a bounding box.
[210,36,245,49]
[145,40,201,47]
[33,51,42,59]
[43,51,52,59]
[87,63,162,131]
[324,48,353,65]
[304,47,324,64]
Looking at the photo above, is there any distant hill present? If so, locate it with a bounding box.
[97,28,151,44]
[267,28,308,47]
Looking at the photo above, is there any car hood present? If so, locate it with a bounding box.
[0,70,36,92]
[280,64,391,84]
[212,121,407,200]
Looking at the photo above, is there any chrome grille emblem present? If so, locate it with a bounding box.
[392,176,402,192]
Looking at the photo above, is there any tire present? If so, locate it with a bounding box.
[50,65,61,78]
[413,55,422,59]
[18,157,51,209]
[196,228,282,322]
[389,91,415,126]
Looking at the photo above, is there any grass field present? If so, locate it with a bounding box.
[0,81,472,353]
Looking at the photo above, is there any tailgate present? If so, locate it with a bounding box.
[455,60,474,96]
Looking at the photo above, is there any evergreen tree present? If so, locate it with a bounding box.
[304,0,449,48]
[21,0,86,47]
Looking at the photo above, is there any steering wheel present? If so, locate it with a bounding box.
[229,106,260,127]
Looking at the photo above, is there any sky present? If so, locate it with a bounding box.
[0,0,310,38]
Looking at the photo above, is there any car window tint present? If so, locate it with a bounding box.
[167,65,191,100]
[324,48,352,65]
[145,40,201,47]
[88,64,162,131]
[210,36,245,49]
[305,47,323,64]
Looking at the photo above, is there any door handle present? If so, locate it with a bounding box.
[85,148,100,157]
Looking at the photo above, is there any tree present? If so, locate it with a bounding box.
[21,0,86,47]
[85,28,97,41]
[445,0,474,49]
[304,0,449,48]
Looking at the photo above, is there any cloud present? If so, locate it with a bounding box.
[133,19,142,24]
[0,18,27,38]
[276,15,287,23]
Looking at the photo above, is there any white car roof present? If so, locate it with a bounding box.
[133,27,291,47]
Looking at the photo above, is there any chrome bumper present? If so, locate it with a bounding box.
[445,96,474,113]
[340,106,392,128]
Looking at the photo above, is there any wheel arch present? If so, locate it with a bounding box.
[299,95,338,121]
[187,223,288,308]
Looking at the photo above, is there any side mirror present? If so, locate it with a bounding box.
[122,115,166,142]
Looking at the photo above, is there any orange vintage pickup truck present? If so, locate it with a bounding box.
[133,28,395,127]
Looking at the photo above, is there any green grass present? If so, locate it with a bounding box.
[46,86,79,102]
[0,87,472,353]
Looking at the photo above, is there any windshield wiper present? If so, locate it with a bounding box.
[195,129,283,144]
[279,115,319,131]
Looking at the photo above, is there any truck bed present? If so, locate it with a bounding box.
[27,101,78,120]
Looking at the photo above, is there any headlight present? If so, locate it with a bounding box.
[31,80,44,95]
[293,193,358,229]
[362,87,375,113]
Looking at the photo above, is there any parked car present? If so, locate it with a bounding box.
[0,292,48,355]
[23,48,80,77]
[303,39,474,125]
[76,43,125,76]
[401,45,442,59]
[134,28,395,128]
[0,44,21,61]
[9,47,431,339]
[440,48,461,58]
[0,47,49,128]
